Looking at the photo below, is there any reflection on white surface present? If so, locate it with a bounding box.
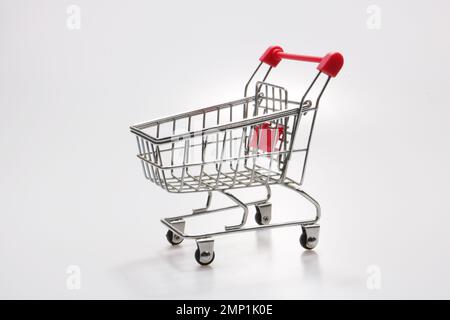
[301,251,322,285]
[110,227,369,299]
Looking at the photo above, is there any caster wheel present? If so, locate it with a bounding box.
[299,225,320,250]
[166,230,183,245]
[195,248,215,266]
[255,211,271,225]
[299,232,309,250]
[255,203,271,225]
[255,211,263,225]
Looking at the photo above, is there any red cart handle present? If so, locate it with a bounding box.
[259,46,344,77]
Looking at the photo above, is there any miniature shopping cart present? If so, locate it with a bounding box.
[130,46,344,265]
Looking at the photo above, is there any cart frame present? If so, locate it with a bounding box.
[130,46,343,265]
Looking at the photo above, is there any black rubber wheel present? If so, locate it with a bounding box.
[166,230,183,245]
[194,248,215,266]
[255,211,263,225]
[299,232,311,250]
[255,207,270,225]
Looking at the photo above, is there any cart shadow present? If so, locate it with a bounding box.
[112,246,215,298]
[300,250,322,283]
[255,229,272,249]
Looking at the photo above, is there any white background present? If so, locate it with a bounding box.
[1,0,450,299]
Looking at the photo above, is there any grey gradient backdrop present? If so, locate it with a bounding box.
[1,0,450,299]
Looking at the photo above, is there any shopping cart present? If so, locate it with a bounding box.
[130,46,344,265]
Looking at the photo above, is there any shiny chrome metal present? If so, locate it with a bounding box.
[192,191,212,214]
[196,238,215,265]
[131,61,335,263]
[221,190,249,231]
[169,219,185,244]
[282,182,321,222]
[255,202,272,225]
[301,224,320,249]
[160,183,321,240]
[299,75,331,186]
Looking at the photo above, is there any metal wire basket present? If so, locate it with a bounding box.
[130,45,344,265]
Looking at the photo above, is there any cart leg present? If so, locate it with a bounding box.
[281,183,321,249]
[165,219,185,245]
[282,183,321,223]
[221,190,249,231]
[192,191,213,214]
[297,189,321,222]
[195,238,215,266]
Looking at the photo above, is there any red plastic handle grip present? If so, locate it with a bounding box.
[259,46,344,77]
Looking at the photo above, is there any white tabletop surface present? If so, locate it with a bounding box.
[1,0,449,299]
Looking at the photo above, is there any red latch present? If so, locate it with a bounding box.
[250,123,285,153]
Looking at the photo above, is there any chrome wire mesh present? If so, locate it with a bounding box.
[131,82,317,193]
